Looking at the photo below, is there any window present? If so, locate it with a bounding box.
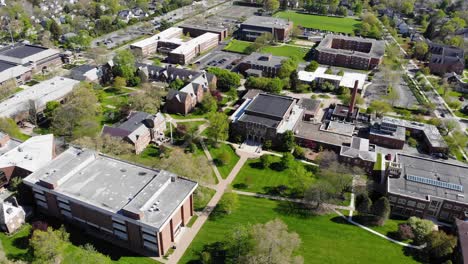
[430,200,440,208]
[443,203,453,209]
[36,200,48,209]
[397,198,406,205]
[417,203,426,209]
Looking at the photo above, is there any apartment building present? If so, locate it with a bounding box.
[315,35,385,70]
[167,33,219,65]
[130,27,184,57]
[23,147,197,256]
[386,153,468,222]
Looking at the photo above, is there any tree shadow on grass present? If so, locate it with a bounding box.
[233,183,248,189]
[249,161,263,169]
[6,236,33,263]
[263,185,289,196]
[274,201,317,218]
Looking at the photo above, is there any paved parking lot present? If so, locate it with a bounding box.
[194,50,244,70]
[217,5,259,19]
[364,70,418,109]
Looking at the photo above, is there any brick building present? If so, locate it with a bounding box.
[0,44,61,73]
[179,24,228,41]
[167,33,219,65]
[237,53,285,78]
[339,137,377,172]
[315,35,385,70]
[239,16,293,42]
[386,154,468,222]
[101,112,166,154]
[229,93,303,145]
[427,41,465,75]
[23,147,197,257]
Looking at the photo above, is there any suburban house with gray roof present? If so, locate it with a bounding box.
[23,147,197,256]
[101,112,166,154]
[315,34,385,70]
[386,153,468,222]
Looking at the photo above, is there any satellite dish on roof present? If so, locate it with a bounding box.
[143,119,155,128]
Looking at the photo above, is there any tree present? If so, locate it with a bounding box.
[201,92,218,113]
[281,130,295,152]
[217,190,239,215]
[316,150,338,169]
[305,61,319,72]
[260,155,273,168]
[67,244,112,264]
[356,193,372,214]
[248,219,302,264]
[206,112,229,144]
[278,58,298,79]
[304,180,334,209]
[408,216,434,244]
[290,70,298,91]
[73,135,134,156]
[218,152,231,165]
[127,83,162,113]
[398,224,414,240]
[226,225,252,263]
[423,230,457,260]
[159,148,214,184]
[384,85,400,106]
[49,19,62,41]
[371,197,390,226]
[264,0,279,12]
[30,226,69,263]
[44,101,60,119]
[279,152,294,170]
[169,78,185,90]
[369,100,392,117]
[443,119,459,134]
[206,67,241,91]
[288,163,314,195]
[51,83,101,139]
[113,76,126,90]
[113,50,136,80]
[413,41,428,60]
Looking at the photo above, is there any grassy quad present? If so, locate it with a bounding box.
[259,45,309,62]
[223,39,252,54]
[208,143,240,179]
[180,195,418,264]
[275,11,362,34]
[0,224,161,264]
[232,155,315,195]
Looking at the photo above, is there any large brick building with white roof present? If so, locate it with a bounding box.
[23,147,197,256]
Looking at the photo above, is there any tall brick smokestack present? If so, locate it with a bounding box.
[347,80,359,121]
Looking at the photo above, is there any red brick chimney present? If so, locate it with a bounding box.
[347,80,359,120]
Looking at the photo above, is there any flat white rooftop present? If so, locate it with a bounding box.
[0,76,79,118]
[298,67,367,90]
[171,33,218,55]
[130,27,183,48]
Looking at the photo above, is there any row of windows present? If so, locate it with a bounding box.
[389,196,426,209]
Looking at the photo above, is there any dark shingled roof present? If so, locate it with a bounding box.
[0,44,47,59]
[118,111,153,132]
[71,64,96,74]
[245,94,294,120]
[0,61,18,72]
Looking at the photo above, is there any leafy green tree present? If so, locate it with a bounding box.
[279,152,294,170]
[281,130,295,152]
[288,163,314,195]
[413,41,429,60]
[206,112,229,144]
[369,100,392,117]
[169,78,185,90]
[49,19,62,41]
[206,67,241,91]
[305,61,319,72]
[201,92,218,113]
[113,76,126,90]
[30,226,69,263]
[423,230,457,260]
[113,50,136,80]
[217,190,239,214]
[356,193,372,214]
[408,216,434,244]
[226,225,252,263]
[218,151,231,165]
[127,83,162,113]
[44,101,60,118]
[264,0,279,12]
[278,58,298,79]
[260,155,273,168]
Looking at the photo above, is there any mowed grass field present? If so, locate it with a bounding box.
[259,45,309,62]
[179,195,418,264]
[275,11,362,34]
[208,143,240,179]
[223,39,252,54]
[232,155,314,195]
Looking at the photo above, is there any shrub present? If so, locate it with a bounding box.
[260,155,272,168]
[398,223,414,240]
[218,152,231,165]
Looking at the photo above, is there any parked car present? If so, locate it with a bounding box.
[459,96,465,101]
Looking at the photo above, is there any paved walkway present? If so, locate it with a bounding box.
[167,153,249,264]
[200,141,223,183]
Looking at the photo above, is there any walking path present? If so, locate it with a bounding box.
[167,153,249,264]
[200,141,223,183]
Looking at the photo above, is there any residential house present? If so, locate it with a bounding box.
[102,112,166,154]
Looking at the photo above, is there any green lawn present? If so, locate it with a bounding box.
[275,11,362,34]
[208,143,240,179]
[180,195,418,264]
[0,224,160,264]
[223,39,252,54]
[259,45,309,62]
[232,155,314,195]
[194,186,216,211]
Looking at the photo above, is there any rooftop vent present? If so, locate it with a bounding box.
[120,168,127,172]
